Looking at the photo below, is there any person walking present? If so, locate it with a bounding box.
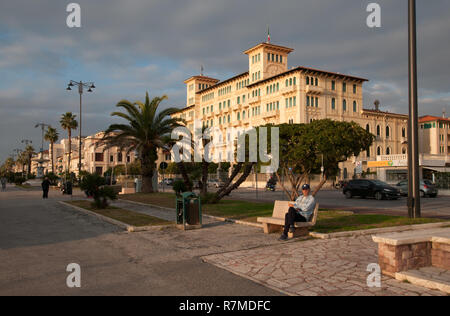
[41,177,51,199]
[0,176,7,192]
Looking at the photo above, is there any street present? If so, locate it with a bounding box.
[0,185,281,296]
[226,188,450,219]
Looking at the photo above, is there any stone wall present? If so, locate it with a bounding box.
[378,242,432,277]
[431,242,450,270]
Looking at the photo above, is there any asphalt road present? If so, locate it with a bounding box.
[226,188,450,219]
[0,185,282,296]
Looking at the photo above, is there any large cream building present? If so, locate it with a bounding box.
[172,41,409,181]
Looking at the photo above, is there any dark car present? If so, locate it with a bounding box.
[343,179,401,200]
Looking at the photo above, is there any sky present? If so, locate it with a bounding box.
[1,0,450,162]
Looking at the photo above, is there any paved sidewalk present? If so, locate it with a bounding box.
[203,235,448,296]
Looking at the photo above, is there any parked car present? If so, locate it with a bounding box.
[343,179,401,200]
[395,179,438,198]
[208,180,221,188]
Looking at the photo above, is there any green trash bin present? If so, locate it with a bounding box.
[176,192,202,230]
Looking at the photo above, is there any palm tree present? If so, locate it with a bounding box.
[103,92,184,193]
[23,145,35,175]
[44,127,59,174]
[60,112,78,174]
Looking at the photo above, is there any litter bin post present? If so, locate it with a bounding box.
[176,192,202,230]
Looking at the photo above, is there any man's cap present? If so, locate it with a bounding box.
[302,184,310,190]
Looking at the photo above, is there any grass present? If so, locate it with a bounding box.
[68,200,172,227]
[119,193,447,233]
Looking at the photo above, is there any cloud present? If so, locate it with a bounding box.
[0,0,450,162]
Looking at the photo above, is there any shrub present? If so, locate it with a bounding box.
[80,173,117,209]
[173,180,188,196]
[14,176,26,185]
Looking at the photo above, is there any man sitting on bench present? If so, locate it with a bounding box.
[280,184,316,241]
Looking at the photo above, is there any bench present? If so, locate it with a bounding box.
[372,227,450,277]
[257,201,319,238]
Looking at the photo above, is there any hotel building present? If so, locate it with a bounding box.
[172,41,409,181]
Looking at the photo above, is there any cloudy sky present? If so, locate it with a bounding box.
[1,0,449,162]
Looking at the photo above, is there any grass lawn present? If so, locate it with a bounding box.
[68,200,172,227]
[119,192,448,233]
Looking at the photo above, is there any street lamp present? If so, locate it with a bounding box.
[35,123,51,153]
[407,0,421,218]
[21,139,33,176]
[66,80,95,178]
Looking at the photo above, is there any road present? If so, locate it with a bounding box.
[226,188,450,219]
[0,185,281,296]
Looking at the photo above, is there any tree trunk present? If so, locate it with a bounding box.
[212,163,254,203]
[312,174,328,197]
[201,161,208,195]
[140,149,157,193]
[67,129,71,174]
[177,161,193,191]
[216,162,243,196]
[51,142,55,174]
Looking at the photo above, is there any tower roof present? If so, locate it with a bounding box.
[243,42,294,55]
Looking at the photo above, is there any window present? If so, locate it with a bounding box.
[331,98,336,110]
[118,153,123,162]
[386,147,391,155]
[353,84,357,94]
[386,126,390,138]
[293,97,297,107]
[343,82,347,92]
[377,147,382,156]
[110,155,114,163]
[353,101,357,112]
[280,56,283,63]
[306,77,310,85]
[315,78,318,86]
[343,99,347,112]
[127,155,131,163]
[306,96,310,107]
[332,81,336,90]
[95,153,104,162]
[377,125,381,136]
[315,97,318,107]
[366,124,370,132]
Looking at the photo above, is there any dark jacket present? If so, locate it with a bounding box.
[42,180,51,191]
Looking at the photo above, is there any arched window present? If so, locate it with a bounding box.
[386,147,391,155]
[402,147,407,155]
[377,147,382,156]
[386,126,390,138]
[402,128,406,138]
[366,124,370,132]
[377,125,381,136]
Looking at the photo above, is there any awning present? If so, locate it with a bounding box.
[424,167,450,173]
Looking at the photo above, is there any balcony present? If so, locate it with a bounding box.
[249,95,261,104]
[262,110,280,119]
[281,85,298,95]
[305,85,323,95]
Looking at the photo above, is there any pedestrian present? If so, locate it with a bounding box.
[280,184,316,241]
[41,177,51,199]
[0,176,7,192]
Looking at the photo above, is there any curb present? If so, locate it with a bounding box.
[309,222,450,239]
[118,198,264,229]
[58,201,173,233]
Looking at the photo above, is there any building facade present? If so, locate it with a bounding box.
[172,42,409,180]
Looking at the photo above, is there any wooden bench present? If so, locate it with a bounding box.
[257,201,319,238]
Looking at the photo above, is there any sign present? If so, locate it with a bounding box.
[368,160,408,168]
[355,161,363,174]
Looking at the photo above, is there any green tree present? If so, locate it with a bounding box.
[272,120,374,200]
[44,127,59,174]
[103,92,183,193]
[23,145,35,175]
[60,112,78,174]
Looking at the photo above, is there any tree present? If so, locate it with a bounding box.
[272,120,374,200]
[60,112,78,174]
[102,92,183,193]
[44,127,59,174]
[23,145,35,175]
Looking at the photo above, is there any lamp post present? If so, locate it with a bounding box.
[34,123,51,154]
[407,0,421,218]
[66,80,95,178]
[21,139,33,176]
